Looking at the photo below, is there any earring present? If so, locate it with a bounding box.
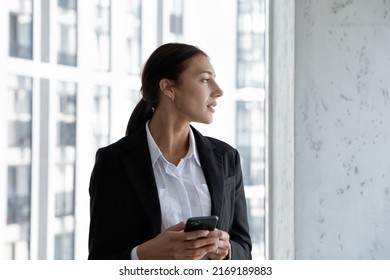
[171,94,175,102]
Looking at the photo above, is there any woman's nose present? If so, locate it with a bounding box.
[212,81,223,97]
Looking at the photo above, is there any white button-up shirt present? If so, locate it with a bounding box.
[145,121,212,231]
[131,122,212,259]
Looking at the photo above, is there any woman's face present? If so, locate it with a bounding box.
[172,54,223,124]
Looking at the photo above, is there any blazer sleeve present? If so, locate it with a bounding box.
[229,150,252,260]
[88,147,132,260]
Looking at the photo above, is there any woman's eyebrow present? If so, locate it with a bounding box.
[198,70,216,76]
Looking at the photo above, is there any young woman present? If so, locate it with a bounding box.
[88,43,252,260]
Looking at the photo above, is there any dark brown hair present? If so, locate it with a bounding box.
[125,43,207,135]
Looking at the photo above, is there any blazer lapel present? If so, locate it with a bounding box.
[192,127,224,219]
[123,127,161,236]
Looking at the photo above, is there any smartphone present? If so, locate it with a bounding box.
[184,215,219,232]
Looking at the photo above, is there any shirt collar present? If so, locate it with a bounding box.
[187,127,201,166]
[145,121,201,167]
[145,121,162,166]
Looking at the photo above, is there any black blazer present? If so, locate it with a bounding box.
[88,125,252,260]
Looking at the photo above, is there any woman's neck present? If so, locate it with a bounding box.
[148,113,190,166]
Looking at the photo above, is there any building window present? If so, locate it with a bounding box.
[161,0,183,42]
[8,121,32,148]
[245,186,265,258]
[93,85,110,149]
[236,0,267,259]
[9,0,33,59]
[93,0,111,71]
[236,100,266,259]
[124,0,142,75]
[237,0,265,88]
[7,166,31,225]
[55,164,75,217]
[57,83,77,147]
[236,101,264,186]
[169,0,183,35]
[7,75,32,149]
[57,0,77,66]
[54,81,76,259]
[54,232,74,260]
[7,75,32,220]
[6,75,33,260]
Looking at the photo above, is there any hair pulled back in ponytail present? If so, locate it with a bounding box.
[125,43,207,135]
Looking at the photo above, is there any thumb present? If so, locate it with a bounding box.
[165,221,186,232]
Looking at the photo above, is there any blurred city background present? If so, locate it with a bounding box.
[0,0,267,260]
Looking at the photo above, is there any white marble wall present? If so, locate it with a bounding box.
[295,0,390,259]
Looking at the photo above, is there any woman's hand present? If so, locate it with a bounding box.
[205,229,231,260]
[136,222,219,260]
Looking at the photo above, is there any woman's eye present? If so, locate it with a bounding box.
[201,79,210,83]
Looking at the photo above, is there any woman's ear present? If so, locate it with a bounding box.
[159,78,175,101]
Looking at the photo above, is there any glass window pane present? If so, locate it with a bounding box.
[7,166,31,225]
[5,75,33,259]
[55,232,74,259]
[236,0,265,89]
[54,81,77,259]
[8,121,31,148]
[236,0,266,258]
[9,0,33,59]
[93,0,111,71]
[236,99,266,260]
[57,0,77,66]
[93,86,110,149]
[125,0,142,74]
